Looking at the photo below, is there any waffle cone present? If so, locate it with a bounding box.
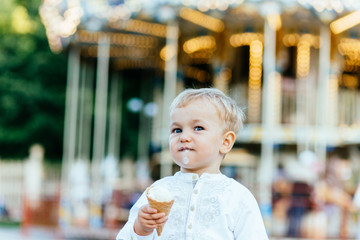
[146,189,174,236]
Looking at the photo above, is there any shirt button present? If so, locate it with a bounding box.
[188,224,192,229]
[192,175,197,180]
[194,189,198,194]
[190,206,195,211]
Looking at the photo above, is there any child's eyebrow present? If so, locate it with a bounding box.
[191,119,208,126]
[192,119,204,123]
[169,121,181,127]
[170,119,207,126]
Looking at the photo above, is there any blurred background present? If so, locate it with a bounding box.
[1,0,360,239]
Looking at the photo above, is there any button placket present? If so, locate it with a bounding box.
[185,178,201,239]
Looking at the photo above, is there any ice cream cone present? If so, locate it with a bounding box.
[146,188,174,236]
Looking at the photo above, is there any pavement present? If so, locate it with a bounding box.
[0,226,60,240]
[0,226,119,240]
[0,227,357,240]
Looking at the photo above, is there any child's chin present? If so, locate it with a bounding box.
[179,164,190,169]
[180,166,196,173]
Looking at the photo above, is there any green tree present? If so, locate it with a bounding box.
[0,0,67,161]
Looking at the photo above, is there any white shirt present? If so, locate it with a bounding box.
[116,171,269,240]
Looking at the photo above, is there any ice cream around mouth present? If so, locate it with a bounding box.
[182,149,190,165]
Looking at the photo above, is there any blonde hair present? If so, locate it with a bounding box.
[169,88,245,133]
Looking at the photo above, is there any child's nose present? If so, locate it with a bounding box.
[180,131,191,142]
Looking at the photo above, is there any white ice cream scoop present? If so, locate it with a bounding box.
[147,186,174,202]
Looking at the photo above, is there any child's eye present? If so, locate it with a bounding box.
[194,126,204,131]
[171,128,182,133]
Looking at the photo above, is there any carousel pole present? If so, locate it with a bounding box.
[259,2,281,234]
[316,24,331,170]
[78,62,95,162]
[90,33,110,228]
[160,21,179,178]
[107,74,122,162]
[59,45,81,227]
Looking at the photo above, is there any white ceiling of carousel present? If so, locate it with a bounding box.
[39,0,360,52]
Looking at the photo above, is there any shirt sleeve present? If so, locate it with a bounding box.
[233,188,269,240]
[116,191,157,240]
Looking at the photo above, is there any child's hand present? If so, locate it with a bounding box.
[134,204,168,236]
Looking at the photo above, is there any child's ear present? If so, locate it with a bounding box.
[220,131,236,154]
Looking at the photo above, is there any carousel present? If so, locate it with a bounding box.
[40,0,360,238]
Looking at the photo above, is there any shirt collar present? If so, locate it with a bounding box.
[174,171,225,182]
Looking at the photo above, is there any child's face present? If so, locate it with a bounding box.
[169,98,229,175]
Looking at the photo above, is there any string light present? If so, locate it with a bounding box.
[109,19,168,38]
[82,45,155,58]
[160,45,178,61]
[229,32,264,123]
[342,74,359,88]
[297,40,311,78]
[338,38,360,71]
[229,32,263,47]
[330,11,360,34]
[282,33,319,79]
[248,40,263,123]
[114,59,159,70]
[183,36,216,54]
[179,7,225,32]
[282,33,319,48]
[77,30,158,48]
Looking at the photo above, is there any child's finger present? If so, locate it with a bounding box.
[140,212,165,221]
[142,205,158,214]
[139,206,165,219]
[151,212,166,220]
[139,211,155,220]
[139,215,167,227]
[143,218,167,230]
[155,215,168,224]
[138,218,158,230]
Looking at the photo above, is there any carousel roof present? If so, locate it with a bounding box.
[39,0,360,65]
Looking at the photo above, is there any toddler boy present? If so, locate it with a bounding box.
[116,88,269,239]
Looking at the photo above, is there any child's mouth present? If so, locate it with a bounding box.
[179,147,192,151]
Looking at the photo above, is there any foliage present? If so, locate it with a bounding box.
[0,0,67,161]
